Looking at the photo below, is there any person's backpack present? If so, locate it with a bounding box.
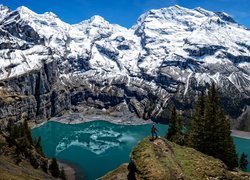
[151,125,156,132]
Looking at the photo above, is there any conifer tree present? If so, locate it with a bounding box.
[216,109,238,169]
[30,154,39,169]
[23,119,33,145]
[239,152,248,171]
[187,90,206,151]
[167,106,177,139]
[49,158,60,178]
[187,82,238,169]
[204,83,238,169]
[166,106,183,144]
[203,82,219,156]
[35,136,44,156]
[6,119,14,135]
[41,160,48,173]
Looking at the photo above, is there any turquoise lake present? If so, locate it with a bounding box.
[32,120,250,180]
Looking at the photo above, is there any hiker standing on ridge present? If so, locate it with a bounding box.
[151,123,159,140]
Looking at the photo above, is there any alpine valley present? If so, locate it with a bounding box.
[0,5,250,129]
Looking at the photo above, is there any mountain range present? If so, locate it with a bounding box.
[0,5,249,129]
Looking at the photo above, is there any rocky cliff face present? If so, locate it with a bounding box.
[0,5,249,128]
[0,59,70,123]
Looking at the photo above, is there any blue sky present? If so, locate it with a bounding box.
[1,0,250,28]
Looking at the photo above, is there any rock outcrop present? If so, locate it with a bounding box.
[0,60,71,123]
[101,137,250,180]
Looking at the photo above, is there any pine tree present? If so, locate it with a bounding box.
[41,160,48,173]
[216,109,238,169]
[239,152,248,171]
[12,124,21,138]
[30,154,39,169]
[166,106,177,140]
[6,119,14,135]
[23,119,33,145]
[187,90,206,151]
[49,158,60,178]
[166,106,183,144]
[204,83,238,169]
[203,82,220,156]
[21,135,31,152]
[187,82,238,169]
[35,136,44,156]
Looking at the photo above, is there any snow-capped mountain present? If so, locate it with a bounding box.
[0,5,249,129]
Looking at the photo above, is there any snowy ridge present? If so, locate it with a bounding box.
[0,4,250,122]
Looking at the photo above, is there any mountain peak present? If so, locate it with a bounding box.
[132,5,239,32]
[90,15,105,22]
[15,6,59,22]
[76,15,108,25]
[44,11,58,18]
[17,6,35,15]
[0,4,8,11]
[146,5,189,15]
[173,4,182,8]
[89,15,111,27]
[0,4,10,20]
[0,4,249,129]
[194,7,214,16]
[168,4,188,10]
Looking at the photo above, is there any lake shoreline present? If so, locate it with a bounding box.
[32,113,153,128]
[231,130,250,140]
[32,118,250,178]
[31,113,250,140]
[31,113,153,180]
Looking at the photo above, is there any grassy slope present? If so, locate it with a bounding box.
[99,163,129,180]
[102,137,250,180]
[0,132,55,180]
[0,156,55,180]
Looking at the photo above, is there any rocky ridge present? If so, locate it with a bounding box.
[100,137,250,180]
[0,5,249,128]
